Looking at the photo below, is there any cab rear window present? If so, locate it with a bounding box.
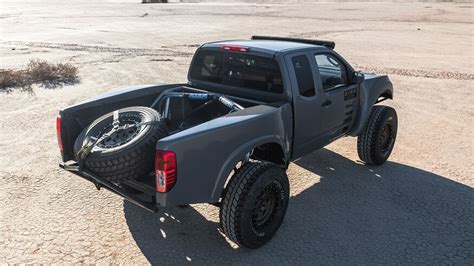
[190,49,283,94]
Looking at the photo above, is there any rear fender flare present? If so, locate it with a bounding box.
[210,135,287,202]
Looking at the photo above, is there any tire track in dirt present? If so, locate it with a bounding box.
[4,41,194,57]
[194,11,473,25]
[3,41,472,81]
[355,64,474,81]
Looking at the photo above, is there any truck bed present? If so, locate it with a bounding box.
[59,84,292,206]
[60,84,265,161]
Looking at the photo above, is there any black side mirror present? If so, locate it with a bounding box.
[352,71,365,84]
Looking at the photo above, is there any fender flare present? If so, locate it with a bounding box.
[349,76,393,136]
[209,135,287,202]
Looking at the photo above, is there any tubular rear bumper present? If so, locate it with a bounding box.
[59,161,161,213]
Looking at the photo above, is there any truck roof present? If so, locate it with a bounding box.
[202,39,329,54]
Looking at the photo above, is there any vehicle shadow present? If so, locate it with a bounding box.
[124,149,474,264]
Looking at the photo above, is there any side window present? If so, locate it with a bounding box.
[292,55,315,97]
[315,54,347,91]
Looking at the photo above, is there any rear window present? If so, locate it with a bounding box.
[189,49,283,94]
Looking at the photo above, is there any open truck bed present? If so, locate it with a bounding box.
[59,84,292,208]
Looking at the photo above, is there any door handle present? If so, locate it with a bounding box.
[322,99,332,107]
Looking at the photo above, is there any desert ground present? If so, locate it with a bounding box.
[0,0,473,264]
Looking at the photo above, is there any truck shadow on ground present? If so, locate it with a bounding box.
[124,149,474,264]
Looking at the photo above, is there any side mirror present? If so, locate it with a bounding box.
[352,71,365,84]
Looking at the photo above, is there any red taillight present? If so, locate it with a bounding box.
[56,115,63,152]
[221,45,250,52]
[155,150,177,193]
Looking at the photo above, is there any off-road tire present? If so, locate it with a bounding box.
[73,106,168,182]
[220,161,289,249]
[357,105,398,165]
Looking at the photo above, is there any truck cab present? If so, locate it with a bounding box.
[189,37,363,160]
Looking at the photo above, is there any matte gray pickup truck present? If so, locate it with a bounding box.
[57,36,397,248]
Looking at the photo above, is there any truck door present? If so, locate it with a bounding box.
[313,52,359,141]
[286,52,327,159]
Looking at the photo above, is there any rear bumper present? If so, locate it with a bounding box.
[59,161,161,212]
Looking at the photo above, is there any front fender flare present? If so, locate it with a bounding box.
[349,75,393,136]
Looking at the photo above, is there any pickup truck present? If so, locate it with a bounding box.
[57,36,397,248]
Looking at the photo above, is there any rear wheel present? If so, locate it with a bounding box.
[357,105,398,165]
[220,161,289,249]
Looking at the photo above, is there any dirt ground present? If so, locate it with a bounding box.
[0,0,473,264]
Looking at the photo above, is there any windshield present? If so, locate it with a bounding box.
[189,49,283,94]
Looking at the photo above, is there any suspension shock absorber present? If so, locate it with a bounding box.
[216,95,244,111]
[151,90,244,118]
[184,93,244,112]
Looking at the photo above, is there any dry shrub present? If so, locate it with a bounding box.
[0,59,78,91]
[27,59,78,83]
[0,70,32,90]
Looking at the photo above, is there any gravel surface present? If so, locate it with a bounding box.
[0,1,473,264]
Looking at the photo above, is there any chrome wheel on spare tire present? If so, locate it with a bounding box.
[73,106,168,182]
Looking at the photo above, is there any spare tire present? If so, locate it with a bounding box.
[73,106,168,182]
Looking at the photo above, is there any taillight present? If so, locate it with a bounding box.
[56,115,63,152]
[155,150,177,193]
[221,45,250,52]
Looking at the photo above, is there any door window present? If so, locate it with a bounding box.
[292,55,315,97]
[315,54,347,91]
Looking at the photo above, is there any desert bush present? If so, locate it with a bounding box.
[0,59,78,91]
[27,59,78,83]
[0,70,32,90]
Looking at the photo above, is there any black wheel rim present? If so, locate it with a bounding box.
[251,182,283,232]
[379,122,394,155]
[96,118,142,149]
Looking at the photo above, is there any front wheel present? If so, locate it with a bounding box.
[357,105,398,165]
[219,161,289,249]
